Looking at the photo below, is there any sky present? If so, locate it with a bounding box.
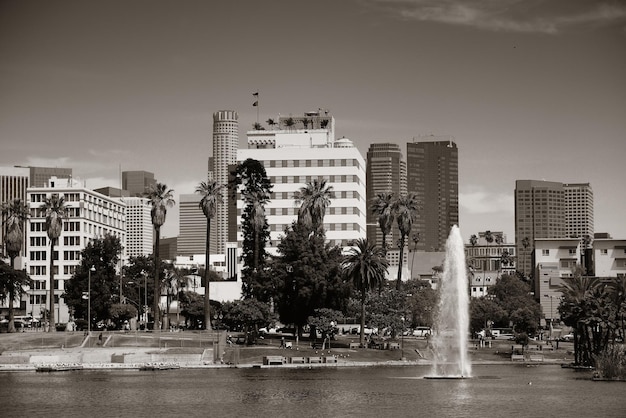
[1,0,625,242]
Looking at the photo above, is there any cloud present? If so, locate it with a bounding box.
[460,186,514,215]
[366,0,626,33]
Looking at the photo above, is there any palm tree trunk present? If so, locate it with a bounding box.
[154,227,161,331]
[7,255,16,333]
[396,236,404,290]
[204,219,212,332]
[360,291,366,347]
[48,239,56,332]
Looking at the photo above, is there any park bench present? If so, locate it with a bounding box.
[349,342,360,349]
[263,356,285,365]
[308,356,322,363]
[289,357,306,364]
[388,342,400,350]
[528,354,544,362]
[324,356,337,363]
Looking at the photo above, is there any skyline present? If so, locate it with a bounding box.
[1,0,625,242]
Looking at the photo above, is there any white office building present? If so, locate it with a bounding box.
[123,197,152,259]
[236,112,367,255]
[26,177,126,324]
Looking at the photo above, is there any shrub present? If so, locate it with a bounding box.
[594,345,626,380]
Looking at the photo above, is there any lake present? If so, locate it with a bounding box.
[1,364,624,417]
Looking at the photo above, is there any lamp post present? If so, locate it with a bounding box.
[87,265,95,335]
[545,294,555,340]
[401,316,405,360]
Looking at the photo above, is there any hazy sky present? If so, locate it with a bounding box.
[1,0,625,242]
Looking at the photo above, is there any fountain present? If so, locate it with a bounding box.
[426,225,472,379]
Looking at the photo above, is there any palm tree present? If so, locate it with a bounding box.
[196,180,224,331]
[410,232,421,279]
[483,230,494,294]
[342,239,388,347]
[248,190,268,272]
[370,193,395,255]
[294,178,333,232]
[392,193,419,290]
[301,118,311,129]
[284,117,295,131]
[1,198,28,332]
[252,122,264,130]
[266,118,276,129]
[43,194,67,332]
[144,183,175,330]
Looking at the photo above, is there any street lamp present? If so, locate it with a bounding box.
[401,316,405,360]
[88,265,95,335]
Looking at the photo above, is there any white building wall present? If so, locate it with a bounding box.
[123,197,152,260]
[593,239,626,278]
[237,144,367,255]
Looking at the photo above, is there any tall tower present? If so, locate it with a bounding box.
[406,138,458,252]
[366,143,406,249]
[213,110,239,254]
[178,193,206,256]
[564,183,594,240]
[514,180,567,279]
[122,171,156,197]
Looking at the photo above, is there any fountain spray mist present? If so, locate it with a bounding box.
[430,225,472,378]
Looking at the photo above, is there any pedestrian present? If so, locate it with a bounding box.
[98,332,103,345]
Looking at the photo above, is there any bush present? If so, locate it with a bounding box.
[594,345,626,380]
[514,332,530,346]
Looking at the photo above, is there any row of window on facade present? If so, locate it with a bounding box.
[264,159,360,169]
[30,221,123,239]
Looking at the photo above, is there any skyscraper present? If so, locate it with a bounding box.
[365,143,406,249]
[212,110,239,254]
[122,171,156,197]
[564,183,594,240]
[406,138,459,252]
[178,193,206,257]
[0,166,30,263]
[514,180,567,278]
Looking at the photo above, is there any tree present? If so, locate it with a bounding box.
[252,122,264,130]
[42,194,67,331]
[284,117,295,130]
[308,308,344,348]
[1,198,28,332]
[179,291,204,329]
[0,261,31,330]
[222,298,274,344]
[410,232,421,279]
[144,182,175,329]
[483,230,494,291]
[392,194,419,290]
[63,235,123,328]
[266,118,276,129]
[499,249,513,278]
[370,192,395,255]
[342,238,389,346]
[230,159,273,300]
[301,118,311,129]
[294,178,333,232]
[520,236,531,279]
[273,222,348,336]
[488,274,541,335]
[196,180,224,332]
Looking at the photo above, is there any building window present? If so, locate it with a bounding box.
[600,249,608,255]
[542,249,549,256]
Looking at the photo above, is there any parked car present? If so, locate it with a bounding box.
[412,327,431,337]
[560,333,574,342]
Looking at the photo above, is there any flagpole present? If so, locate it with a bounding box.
[253,91,259,125]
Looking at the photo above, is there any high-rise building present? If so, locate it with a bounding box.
[123,197,153,259]
[28,166,73,188]
[178,193,206,257]
[0,167,30,262]
[564,183,594,240]
[406,138,458,252]
[237,111,366,255]
[366,143,406,249]
[122,171,156,197]
[26,177,126,324]
[514,180,567,279]
[212,110,239,254]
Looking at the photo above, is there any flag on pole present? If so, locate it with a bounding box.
[252,92,259,97]
[253,101,258,106]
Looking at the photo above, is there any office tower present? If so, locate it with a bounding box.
[366,143,406,249]
[123,197,153,259]
[122,171,156,197]
[26,177,125,324]
[406,138,459,252]
[564,183,594,240]
[237,111,366,255]
[514,180,567,279]
[178,193,206,257]
[212,110,239,254]
[0,167,30,262]
[27,166,73,188]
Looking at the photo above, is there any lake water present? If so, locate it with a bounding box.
[1,364,624,417]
